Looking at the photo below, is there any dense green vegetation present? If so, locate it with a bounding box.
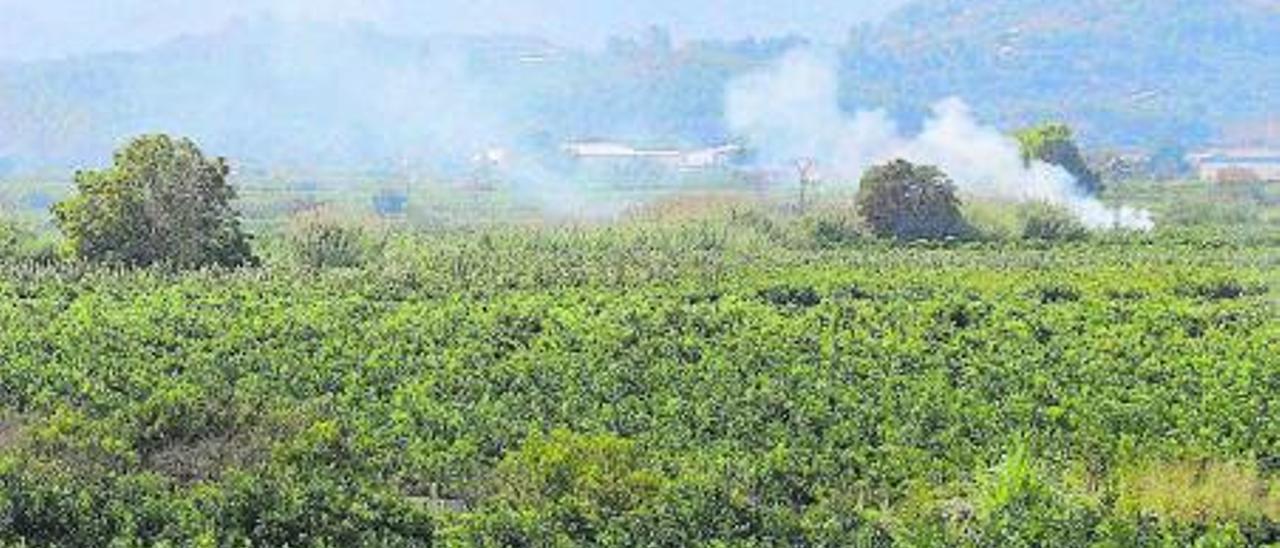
[1016,124,1102,195]
[856,159,969,240]
[1,178,1277,545]
[53,135,256,269]
[846,0,1280,148]
[2,0,1278,542]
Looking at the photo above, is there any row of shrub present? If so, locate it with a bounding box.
[0,197,1105,273]
[2,134,1121,271]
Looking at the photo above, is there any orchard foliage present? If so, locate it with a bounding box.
[0,218,1276,545]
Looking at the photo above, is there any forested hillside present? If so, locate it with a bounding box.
[2,0,1278,173]
[0,20,788,173]
[842,0,1280,147]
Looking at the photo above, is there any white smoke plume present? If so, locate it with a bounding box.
[727,50,1154,230]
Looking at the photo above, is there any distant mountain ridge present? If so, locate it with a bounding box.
[1,0,1277,173]
[0,18,781,173]
[842,0,1280,147]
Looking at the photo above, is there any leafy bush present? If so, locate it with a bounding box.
[0,219,25,260]
[1016,123,1103,194]
[1174,277,1266,301]
[284,208,386,269]
[51,134,255,269]
[856,159,969,241]
[1115,460,1278,525]
[0,219,59,266]
[961,199,1018,241]
[759,284,822,308]
[1019,202,1088,241]
[970,446,1100,546]
[804,209,863,248]
[492,430,661,512]
[1035,282,1082,304]
[457,430,664,545]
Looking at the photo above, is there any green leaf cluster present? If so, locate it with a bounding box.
[52,135,256,269]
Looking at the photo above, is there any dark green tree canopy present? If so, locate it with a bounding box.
[1016,123,1103,195]
[856,159,969,241]
[53,135,256,268]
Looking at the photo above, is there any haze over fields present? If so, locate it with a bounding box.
[1,0,1278,173]
[2,3,1279,546]
[0,0,910,60]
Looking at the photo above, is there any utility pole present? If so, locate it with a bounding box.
[795,158,819,212]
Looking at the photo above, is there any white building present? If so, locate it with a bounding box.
[560,141,741,171]
[1189,149,1280,183]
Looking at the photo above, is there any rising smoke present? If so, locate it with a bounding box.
[726,49,1154,230]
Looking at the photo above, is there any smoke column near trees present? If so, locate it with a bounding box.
[726,50,1154,230]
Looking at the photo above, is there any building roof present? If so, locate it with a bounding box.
[1189,148,1280,164]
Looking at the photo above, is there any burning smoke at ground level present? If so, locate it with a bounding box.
[725,49,1155,230]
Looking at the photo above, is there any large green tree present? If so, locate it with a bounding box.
[1016,123,1102,194]
[53,135,256,268]
[856,159,969,241]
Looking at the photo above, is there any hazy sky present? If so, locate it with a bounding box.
[0,0,911,61]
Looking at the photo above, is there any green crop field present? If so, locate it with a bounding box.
[0,178,1278,546]
[5,2,1279,543]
